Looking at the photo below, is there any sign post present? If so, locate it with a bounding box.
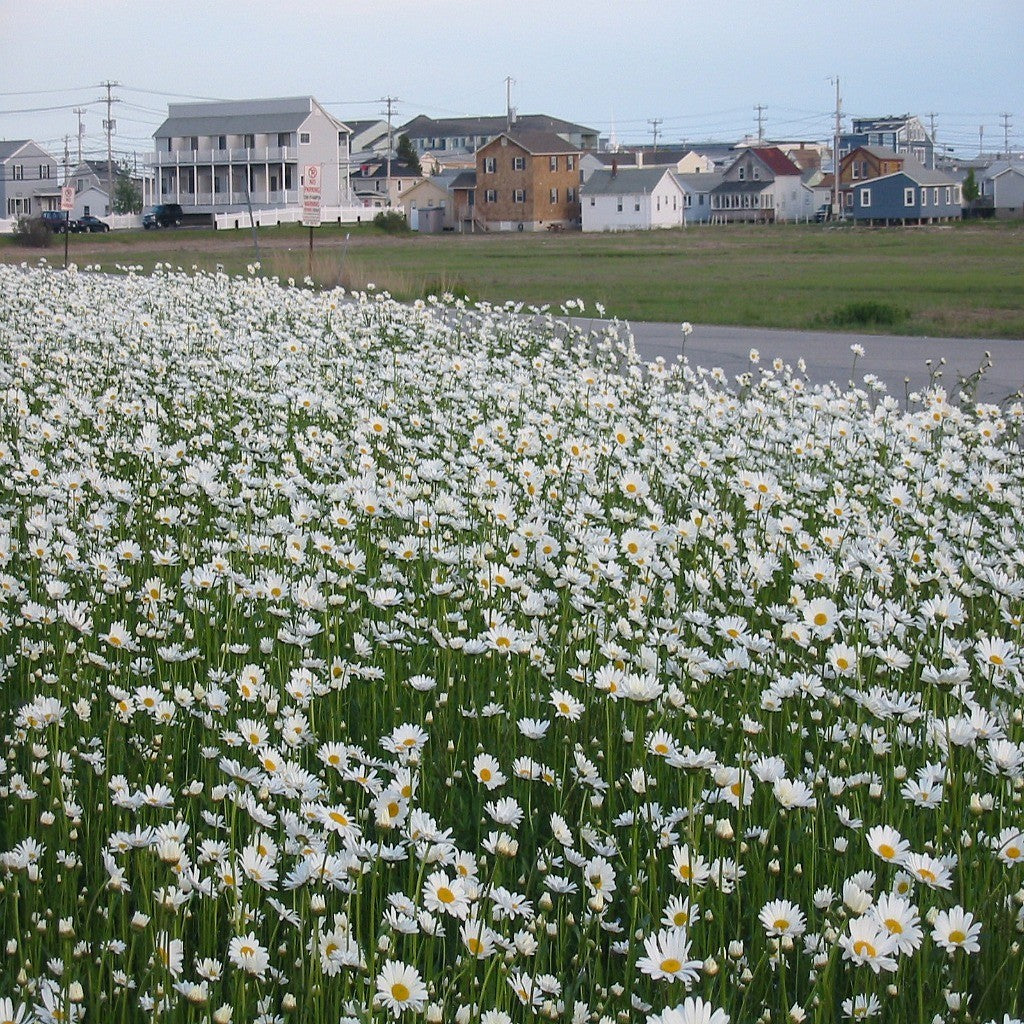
[60,185,75,269]
[301,165,323,281]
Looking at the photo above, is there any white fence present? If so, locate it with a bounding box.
[213,206,372,230]
[0,213,142,234]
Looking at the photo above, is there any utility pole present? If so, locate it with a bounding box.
[754,104,767,145]
[648,118,662,152]
[63,136,71,185]
[505,76,515,131]
[830,77,841,219]
[927,112,937,166]
[979,125,984,156]
[380,95,398,206]
[99,81,120,212]
[73,107,86,164]
[1001,112,1012,158]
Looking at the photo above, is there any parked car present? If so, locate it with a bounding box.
[40,210,72,233]
[814,203,833,223]
[142,203,184,229]
[71,215,110,233]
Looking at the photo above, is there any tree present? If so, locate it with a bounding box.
[396,134,422,176]
[112,174,143,214]
[962,167,980,204]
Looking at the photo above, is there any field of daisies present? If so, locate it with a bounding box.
[0,261,1022,1024]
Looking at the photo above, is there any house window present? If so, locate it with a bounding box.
[300,132,311,145]
[933,187,939,205]
[616,197,623,212]
[844,192,853,208]
[83,205,90,216]
[483,157,496,174]
[12,164,23,181]
[218,135,227,150]
[567,155,575,170]
[485,189,497,203]
[634,199,640,211]
[851,162,860,179]
[513,188,525,203]
[921,188,928,207]
[513,156,526,170]
[860,187,871,207]
[278,133,291,147]
[39,165,51,179]
[738,166,745,181]
[945,186,951,204]
[566,187,575,202]
[244,134,255,149]
[190,137,199,151]
[549,156,558,172]
[698,194,704,205]
[550,188,558,204]
[589,196,595,206]
[752,167,760,180]
[904,187,915,206]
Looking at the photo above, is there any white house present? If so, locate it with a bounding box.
[151,96,352,217]
[581,167,686,232]
[711,147,816,223]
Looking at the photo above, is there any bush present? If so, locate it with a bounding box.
[14,216,53,248]
[818,300,908,329]
[373,210,409,235]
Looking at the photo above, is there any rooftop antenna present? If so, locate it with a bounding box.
[73,107,86,164]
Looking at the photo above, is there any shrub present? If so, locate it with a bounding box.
[819,300,908,329]
[14,216,53,248]
[373,210,410,235]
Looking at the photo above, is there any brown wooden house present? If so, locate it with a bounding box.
[475,130,583,231]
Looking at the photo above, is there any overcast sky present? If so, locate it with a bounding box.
[3,0,1021,161]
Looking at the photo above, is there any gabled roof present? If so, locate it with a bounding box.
[846,145,904,162]
[155,97,347,139]
[711,179,773,194]
[674,171,724,192]
[0,140,32,161]
[399,113,597,141]
[581,167,681,196]
[0,139,54,162]
[982,160,1024,180]
[853,165,959,188]
[450,170,477,190]
[351,160,421,181]
[748,147,802,176]
[482,130,582,155]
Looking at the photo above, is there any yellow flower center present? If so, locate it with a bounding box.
[774,918,790,931]
[813,612,828,626]
[437,887,456,904]
[660,957,682,973]
[878,843,896,860]
[853,940,876,958]
[885,918,903,934]
[949,929,966,944]
[391,982,411,1001]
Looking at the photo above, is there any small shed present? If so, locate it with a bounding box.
[416,206,445,233]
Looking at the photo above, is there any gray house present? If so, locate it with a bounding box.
[841,115,935,169]
[980,161,1024,218]
[1,140,61,219]
[848,166,961,225]
[151,96,352,217]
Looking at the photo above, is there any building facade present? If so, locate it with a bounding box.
[151,97,351,216]
[1,140,60,219]
[476,131,582,231]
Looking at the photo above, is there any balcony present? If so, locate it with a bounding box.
[152,146,295,166]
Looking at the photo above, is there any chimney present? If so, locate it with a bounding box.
[636,150,643,168]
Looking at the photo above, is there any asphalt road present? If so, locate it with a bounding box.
[613,321,1024,407]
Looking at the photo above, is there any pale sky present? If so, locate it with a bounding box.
[2,0,1021,162]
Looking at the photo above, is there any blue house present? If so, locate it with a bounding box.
[840,115,935,170]
[847,165,961,225]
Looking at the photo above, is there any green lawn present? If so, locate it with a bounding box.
[3,219,1022,337]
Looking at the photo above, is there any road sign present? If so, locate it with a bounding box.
[60,186,76,212]
[302,164,322,227]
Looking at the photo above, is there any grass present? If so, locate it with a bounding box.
[2,218,1022,338]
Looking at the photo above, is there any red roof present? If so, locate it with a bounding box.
[750,147,802,176]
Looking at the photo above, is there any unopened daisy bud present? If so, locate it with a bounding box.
[131,912,150,931]
[59,918,74,938]
[40,812,55,826]
[68,981,84,1003]
[310,894,326,915]
[834,837,848,853]
[281,994,296,1013]
[5,940,15,955]
[376,934,390,952]
[768,859,781,874]
[426,1005,443,1024]
[588,894,605,913]
[539,893,553,912]
[704,956,719,976]
[213,1004,233,1024]
[715,818,735,840]
[728,940,745,960]
[789,1003,806,1023]
[546,921,558,937]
